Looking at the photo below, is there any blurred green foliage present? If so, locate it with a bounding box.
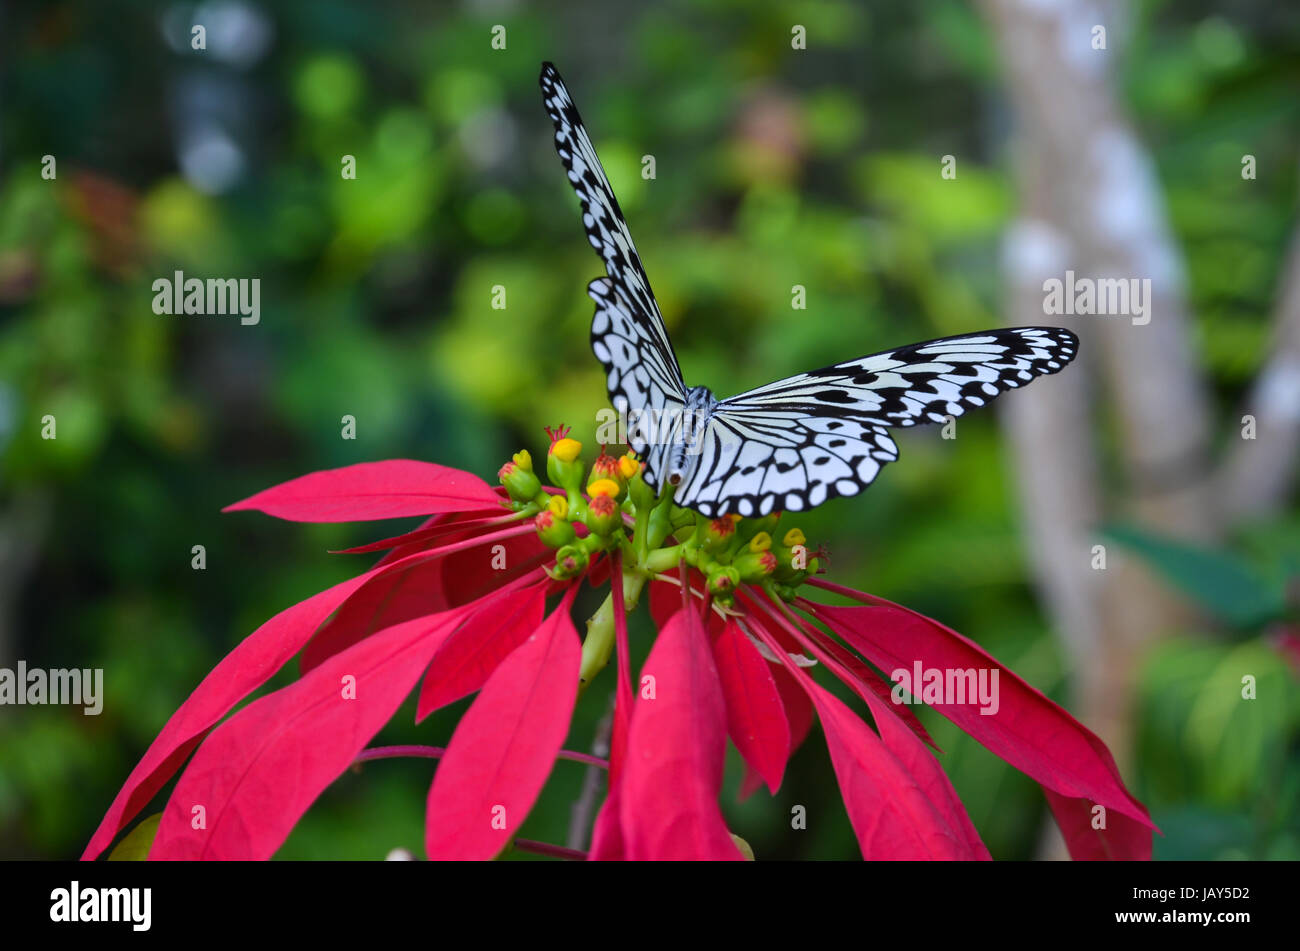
[0,0,1296,860]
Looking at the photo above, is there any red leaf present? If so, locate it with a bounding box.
[588,786,625,860]
[416,580,548,720]
[741,589,937,750]
[588,552,612,588]
[713,622,790,794]
[1043,788,1153,860]
[808,596,1156,851]
[648,567,723,635]
[302,559,449,675]
[619,609,743,860]
[300,525,544,673]
[748,606,986,859]
[810,679,975,859]
[85,529,525,860]
[224,460,503,522]
[150,607,471,859]
[648,572,686,630]
[841,664,987,860]
[437,530,548,605]
[82,571,377,860]
[425,595,581,859]
[374,512,459,567]
[332,513,518,554]
[798,619,939,751]
[735,660,811,802]
[737,763,764,802]
[771,660,814,753]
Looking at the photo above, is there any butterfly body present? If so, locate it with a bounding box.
[542,63,1079,518]
[663,385,719,487]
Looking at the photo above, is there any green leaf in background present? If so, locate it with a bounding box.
[107,814,161,861]
[1138,638,1299,811]
[1104,524,1287,628]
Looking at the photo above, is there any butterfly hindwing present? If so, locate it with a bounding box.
[675,328,1078,517]
[676,411,899,518]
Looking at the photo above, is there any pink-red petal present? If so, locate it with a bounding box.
[1043,788,1154,860]
[224,460,502,522]
[416,580,549,720]
[300,525,544,673]
[82,571,377,860]
[808,592,1156,857]
[619,608,743,861]
[150,607,472,859]
[424,594,581,860]
[713,621,791,794]
[747,619,974,860]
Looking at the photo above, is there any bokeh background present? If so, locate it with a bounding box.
[1,0,1298,860]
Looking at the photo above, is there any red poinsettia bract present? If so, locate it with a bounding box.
[84,452,1155,861]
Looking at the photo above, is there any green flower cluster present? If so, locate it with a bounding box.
[496,427,826,686]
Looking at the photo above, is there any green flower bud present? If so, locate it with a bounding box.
[734,548,778,584]
[545,425,586,493]
[706,564,741,603]
[773,528,812,582]
[584,493,621,537]
[588,448,626,500]
[700,515,737,554]
[730,833,755,861]
[534,509,576,548]
[669,505,697,530]
[771,581,798,602]
[549,543,590,580]
[499,457,542,503]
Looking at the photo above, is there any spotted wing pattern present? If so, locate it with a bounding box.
[540,61,687,467]
[541,62,1081,517]
[673,328,1079,517]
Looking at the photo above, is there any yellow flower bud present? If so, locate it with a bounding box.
[551,438,582,463]
[748,531,772,553]
[782,528,806,548]
[547,495,568,519]
[512,449,533,472]
[587,478,620,498]
[618,453,641,480]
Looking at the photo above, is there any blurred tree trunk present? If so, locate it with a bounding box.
[1218,222,1300,520]
[978,0,1261,858]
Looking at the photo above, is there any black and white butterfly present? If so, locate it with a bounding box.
[540,62,1078,518]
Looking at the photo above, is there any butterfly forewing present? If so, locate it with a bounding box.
[540,61,688,449]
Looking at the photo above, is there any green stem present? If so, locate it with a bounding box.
[632,496,651,565]
[644,544,685,574]
[579,570,647,688]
